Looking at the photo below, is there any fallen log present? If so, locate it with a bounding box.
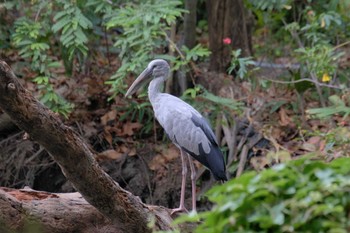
[0,187,123,233]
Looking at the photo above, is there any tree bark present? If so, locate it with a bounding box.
[231,0,253,57]
[0,187,122,233]
[206,0,253,72]
[0,60,174,233]
[207,0,234,72]
[178,0,198,94]
[184,0,197,49]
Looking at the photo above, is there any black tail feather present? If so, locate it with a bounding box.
[183,143,227,181]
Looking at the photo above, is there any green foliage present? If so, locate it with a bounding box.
[174,157,350,232]
[12,17,73,117]
[169,44,211,71]
[227,49,255,79]
[182,85,243,130]
[105,0,185,96]
[183,85,243,112]
[0,2,14,50]
[302,127,350,157]
[307,95,350,119]
[52,0,93,60]
[295,44,344,82]
[86,0,113,14]
[248,0,349,116]
[248,0,292,11]
[118,97,154,135]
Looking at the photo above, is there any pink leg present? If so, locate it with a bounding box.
[187,154,197,212]
[171,148,188,215]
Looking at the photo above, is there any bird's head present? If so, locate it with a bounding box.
[125,59,170,97]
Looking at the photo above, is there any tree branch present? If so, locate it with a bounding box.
[0,60,173,233]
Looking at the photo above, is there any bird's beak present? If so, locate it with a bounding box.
[125,68,152,97]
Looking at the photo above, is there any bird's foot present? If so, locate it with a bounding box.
[170,206,188,216]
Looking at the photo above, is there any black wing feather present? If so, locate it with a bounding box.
[181,114,227,181]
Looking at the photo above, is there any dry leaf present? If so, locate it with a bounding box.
[250,156,269,171]
[307,136,321,145]
[101,109,117,125]
[276,150,291,162]
[98,149,124,161]
[149,154,166,171]
[128,147,137,156]
[161,145,179,161]
[82,121,98,138]
[120,145,137,156]
[279,108,292,126]
[301,142,317,152]
[103,127,113,145]
[122,122,142,136]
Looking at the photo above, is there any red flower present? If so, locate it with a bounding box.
[223,37,231,45]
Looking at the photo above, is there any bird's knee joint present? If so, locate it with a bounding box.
[182,167,188,176]
[190,172,196,180]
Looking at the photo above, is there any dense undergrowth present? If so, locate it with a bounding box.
[156,156,350,232]
[1,0,350,232]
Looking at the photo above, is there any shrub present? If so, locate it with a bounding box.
[176,157,350,233]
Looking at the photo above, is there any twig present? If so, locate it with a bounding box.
[162,30,198,85]
[259,76,346,90]
[221,114,238,164]
[236,145,248,177]
[104,26,111,66]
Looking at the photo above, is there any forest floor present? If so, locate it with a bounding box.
[1,44,350,211]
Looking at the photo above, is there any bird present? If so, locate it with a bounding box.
[125,59,227,214]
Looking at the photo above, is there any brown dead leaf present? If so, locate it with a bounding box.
[149,145,180,171]
[122,122,143,136]
[308,136,321,145]
[149,154,166,171]
[128,147,137,156]
[279,108,292,126]
[301,136,322,152]
[82,121,98,138]
[120,145,137,156]
[301,143,316,152]
[161,145,179,161]
[101,109,117,125]
[250,156,269,171]
[319,140,326,151]
[103,127,113,145]
[277,150,291,162]
[98,149,124,161]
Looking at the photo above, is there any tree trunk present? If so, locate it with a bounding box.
[231,0,253,57]
[184,0,197,49]
[180,0,198,93]
[206,0,253,72]
[207,0,233,72]
[0,60,174,233]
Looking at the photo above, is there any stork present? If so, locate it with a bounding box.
[125,59,227,214]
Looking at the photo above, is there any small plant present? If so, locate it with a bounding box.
[227,49,255,79]
[12,17,73,117]
[105,0,185,96]
[169,44,211,71]
[173,157,350,232]
[307,94,350,119]
[52,0,93,60]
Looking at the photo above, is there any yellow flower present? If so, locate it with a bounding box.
[322,73,331,82]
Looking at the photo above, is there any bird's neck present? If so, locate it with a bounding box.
[148,77,164,102]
